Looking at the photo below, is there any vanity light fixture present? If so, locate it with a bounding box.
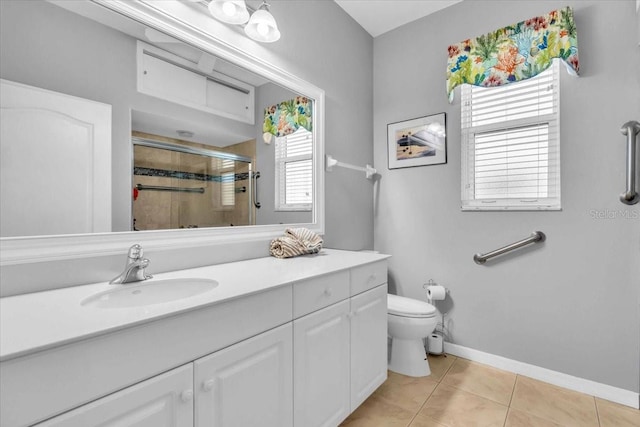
[208,0,250,25]
[186,0,281,43]
[244,1,281,43]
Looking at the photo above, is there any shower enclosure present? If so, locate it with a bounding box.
[132,136,257,230]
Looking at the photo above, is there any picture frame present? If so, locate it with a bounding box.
[387,113,447,169]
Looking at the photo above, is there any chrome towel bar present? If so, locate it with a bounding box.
[136,184,204,193]
[474,231,546,265]
[619,120,640,205]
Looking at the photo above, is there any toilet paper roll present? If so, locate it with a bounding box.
[428,333,444,355]
[426,285,446,301]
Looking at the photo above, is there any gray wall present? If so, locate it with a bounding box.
[266,1,375,249]
[373,0,640,393]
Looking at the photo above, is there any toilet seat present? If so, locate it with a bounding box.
[388,294,436,318]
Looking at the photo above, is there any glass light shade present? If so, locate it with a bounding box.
[208,0,250,25]
[244,8,280,43]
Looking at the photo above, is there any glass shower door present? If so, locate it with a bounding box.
[132,137,254,231]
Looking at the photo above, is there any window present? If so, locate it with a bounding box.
[275,127,313,211]
[220,159,235,207]
[461,61,560,210]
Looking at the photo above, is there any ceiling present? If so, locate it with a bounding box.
[334,0,463,38]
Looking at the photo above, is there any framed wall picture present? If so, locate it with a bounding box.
[387,113,447,169]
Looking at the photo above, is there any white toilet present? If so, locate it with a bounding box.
[387,294,438,377]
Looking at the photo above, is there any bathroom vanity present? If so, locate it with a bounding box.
[0,249,389,427]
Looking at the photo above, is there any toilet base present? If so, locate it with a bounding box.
[388,337,431,377]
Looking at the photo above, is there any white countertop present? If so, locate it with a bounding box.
[0,249,389,362]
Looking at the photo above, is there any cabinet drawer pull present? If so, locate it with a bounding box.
[202,379,215,392]
[180,389,194,402]
[324,288,332,297]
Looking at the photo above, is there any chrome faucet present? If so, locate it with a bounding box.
[110,244,152,284]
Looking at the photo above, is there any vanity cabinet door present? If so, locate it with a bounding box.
[35,364,193,427]
[194,323,293,427]
[350,284,388,410]
[293,299,351,427]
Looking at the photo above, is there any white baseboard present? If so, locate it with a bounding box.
[443,342,639,409]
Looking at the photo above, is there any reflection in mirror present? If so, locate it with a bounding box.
[132,134,256,229]
[0,0,315,238]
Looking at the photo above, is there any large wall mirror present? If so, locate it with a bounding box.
[0,0,324,262]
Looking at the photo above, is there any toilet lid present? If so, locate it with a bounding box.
[388,294,436,318]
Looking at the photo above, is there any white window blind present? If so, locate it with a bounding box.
[221,171,235,206]
[461,61,560,210]
[275,127,313,211]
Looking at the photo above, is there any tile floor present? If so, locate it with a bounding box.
[340,354,640,427]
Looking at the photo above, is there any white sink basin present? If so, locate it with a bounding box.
[81,278,218,309]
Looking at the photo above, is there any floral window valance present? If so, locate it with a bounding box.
[446,6,579,102]
[263,96,312,141]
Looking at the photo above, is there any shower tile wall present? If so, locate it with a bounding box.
[132,132,256,230]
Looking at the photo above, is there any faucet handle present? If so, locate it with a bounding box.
[127,244,143,260]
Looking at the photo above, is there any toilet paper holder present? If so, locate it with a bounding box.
[423,279,448,301]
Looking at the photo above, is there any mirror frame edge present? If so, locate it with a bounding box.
[0,0,325,266]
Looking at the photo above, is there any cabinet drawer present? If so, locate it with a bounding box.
[350,261,387,295]
[293,271,350,318]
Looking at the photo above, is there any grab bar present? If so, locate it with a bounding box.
[252,171,261,209]
[619,121,640,205]
[136,184,204,193]
[474,231,546,265]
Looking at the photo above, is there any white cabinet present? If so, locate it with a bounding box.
[293,300,351,427]
[37,325,293,427]
[350,284,388,410]
[195,323,293,427]
[35,364,193,427]
[9,257,388,427]
[137,42,255,124]
[293,281,388,427]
